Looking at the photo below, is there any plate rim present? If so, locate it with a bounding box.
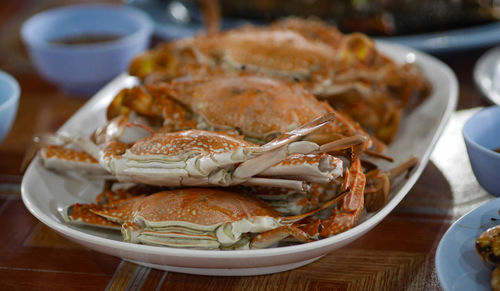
[21,41,459,266]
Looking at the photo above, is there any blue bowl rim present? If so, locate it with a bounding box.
[462,106,500,158]
[0,70,20,112]
[20,3,154,53]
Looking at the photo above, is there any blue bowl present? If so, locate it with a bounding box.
[21,4,153,96]
[0,70,20,144]
[463,106,500,196]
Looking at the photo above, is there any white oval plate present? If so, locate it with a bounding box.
[21,42,458,276]
[436,198,500,291]
[474,45,500,106]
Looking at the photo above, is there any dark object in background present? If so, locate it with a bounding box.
[219,0,500,36]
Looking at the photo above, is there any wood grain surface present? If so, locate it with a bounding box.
[0,0,494,290]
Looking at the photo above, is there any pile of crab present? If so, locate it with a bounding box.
[34,18,428,250]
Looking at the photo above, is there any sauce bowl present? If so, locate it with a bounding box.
[463,106,500,196]
[21,4,153,96]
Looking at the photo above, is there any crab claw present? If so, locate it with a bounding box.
[250,225,310,249]
[364,156,419,212]
[364,169,390,213]
[320,158,366,237]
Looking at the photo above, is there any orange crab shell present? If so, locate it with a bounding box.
[128,23,339,81]
[94,188,281,227]
[193,28,338,74]
[43,145,97,163]
[148,76,370,146]
[127,129,252,157]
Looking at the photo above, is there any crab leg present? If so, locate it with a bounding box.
[232,141,324,183]
[62,193,145,229]
[245,181,340,216]
[250,225,310,249]
[250,188,350,248]
[320,158,366,236]
[299,156,418,236]
[364,156,419,212]
[233,132,365,183]
[258,153,343,184]
[252,113,335,152]
[39,145,107,176]
[62,203,122,230]
[318,135,367,153]
[241,178,309,192]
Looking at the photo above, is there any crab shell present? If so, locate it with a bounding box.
[40,145,105,176]
[92,188,303,249]
[104,128,343,189]
[129,25,337,82]
[147,75,370,146]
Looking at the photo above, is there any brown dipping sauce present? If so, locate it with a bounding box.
[51,34,122,45]
[494,147,500,153]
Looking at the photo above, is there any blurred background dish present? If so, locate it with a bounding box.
[435,197,500,291]
[216,0,500,36]
[474,45,500,105]
[0,70,20,145]
[128,0,500,53]
[21,3,153,97]
[463,106,500,196]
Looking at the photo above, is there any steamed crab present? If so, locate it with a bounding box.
[63,187,349,249]
[128,18,431,142]
[107,75,372,150]
[38,113,365,191]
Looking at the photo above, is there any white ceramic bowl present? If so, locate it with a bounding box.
[21,4,153,96]
[463,106,500,196]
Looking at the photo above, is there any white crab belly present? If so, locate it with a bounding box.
[108,152,240,187]
[123,217,282,250]
[260,155,343,183]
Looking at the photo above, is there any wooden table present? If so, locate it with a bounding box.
[0,1,495,290]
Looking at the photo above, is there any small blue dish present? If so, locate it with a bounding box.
[463,106,500,196]
[21,4,153,96]
[0,70,20,144]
